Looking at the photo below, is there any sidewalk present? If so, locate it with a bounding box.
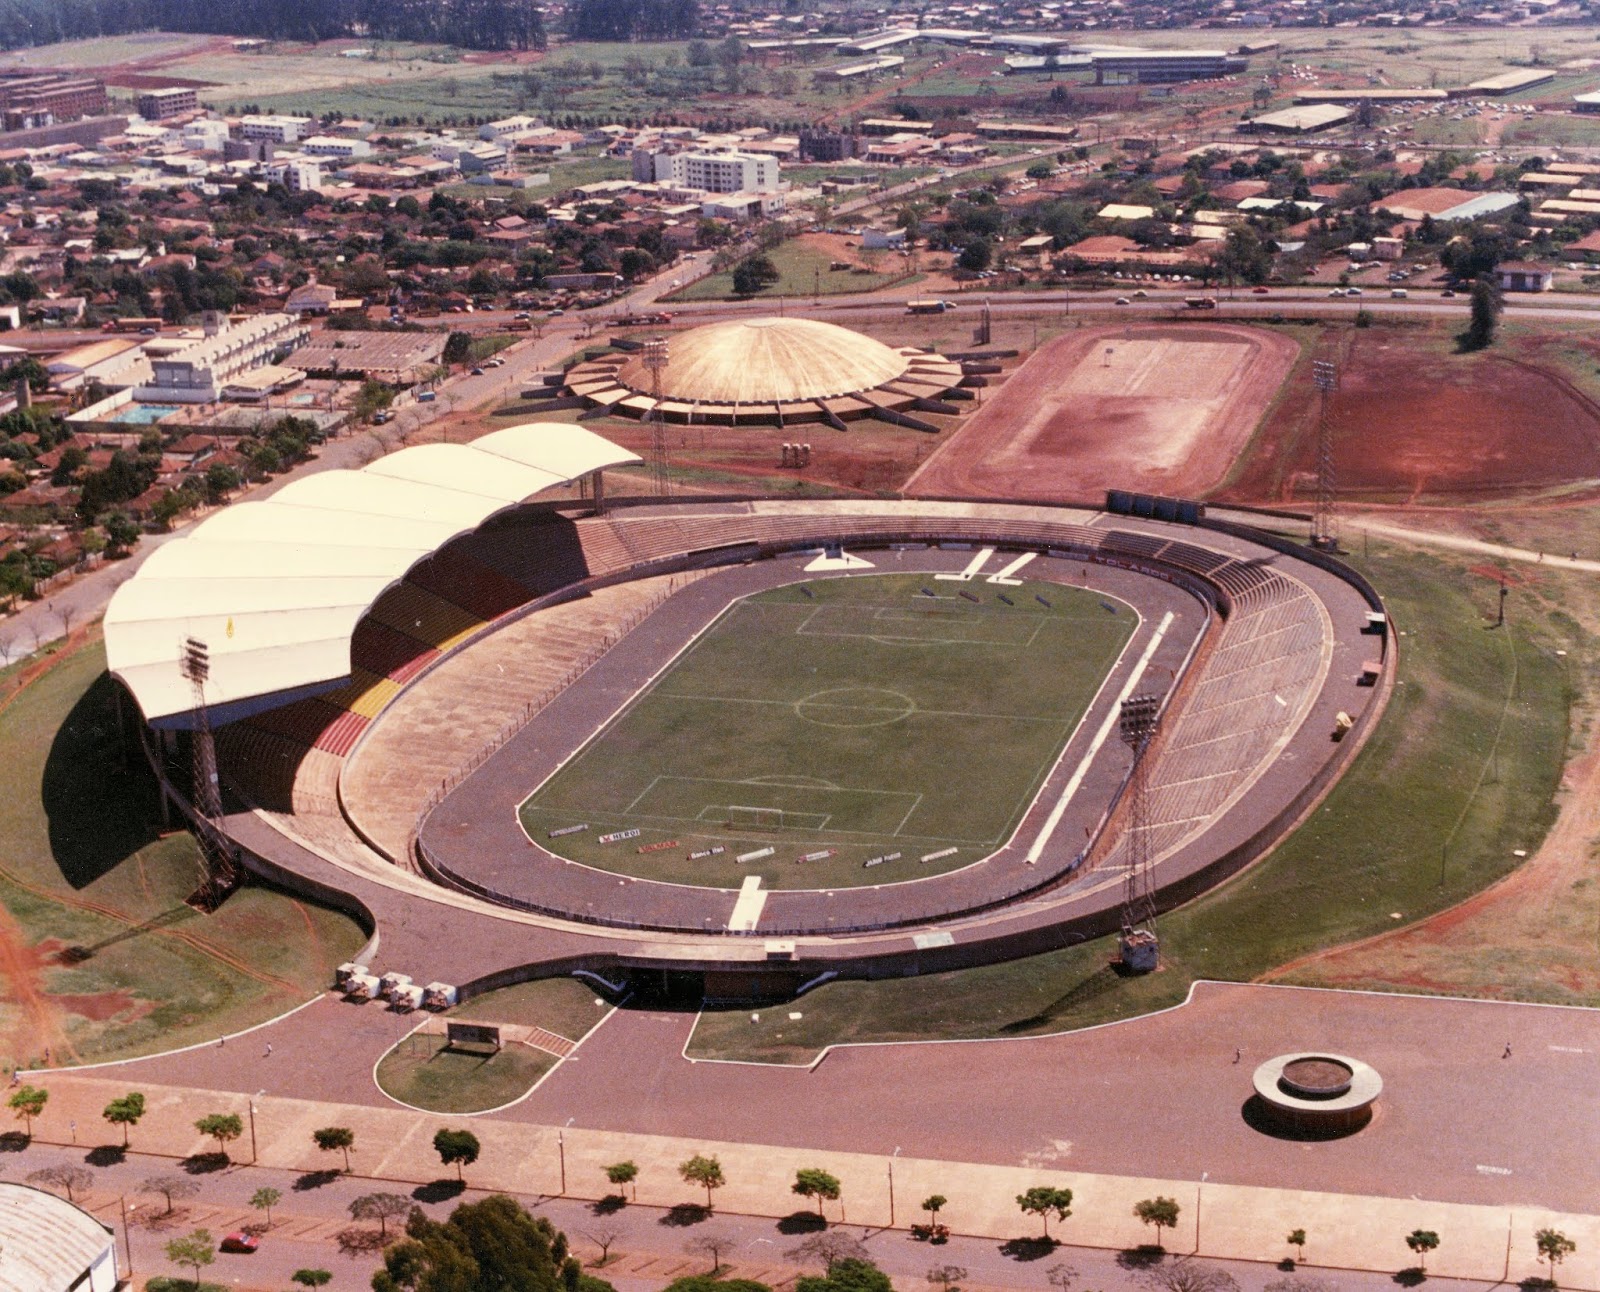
[28,1073,1600,1288]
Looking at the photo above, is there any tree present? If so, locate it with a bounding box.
[312,1125,355,1171]
[144,1174,201,1215]
[1026,161,1054,180]
[1536,1229,1576,1282]
[1141,1259,1240,1292]
[251,1186,283,1228]
[1134,1197,1181,1249]
[102,1092,145,1147]
[433,1127,481,1180]
[203,462,241,504]
[374,1194,574,1292]
[443,330,474,366]
[585,1226,621,1262]
[351,1192,413,1238]
[789,1230,869,1274]
[731,254,780,296]
[795,1257,893,1292]
[1016,1186,1074,1240]
[8,1083,46,1136]
[1405,1229,1440,1274]
[922,1195,948,1227]
[194,1112,244,1158]
[793,1167,842,1221]
[104,510,140,555]
[679,1153,725,1209]
[686,1231,737,1272]
[1286,1228,1307,1264]
[1463,279,1501,351]
[28,1165,94,1202]
[165,1229,216,1289]
[958,239,992,272]
[291,1271,333,1288]
[604,1159,638,1200]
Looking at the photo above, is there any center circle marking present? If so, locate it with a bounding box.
[794,687,917,728]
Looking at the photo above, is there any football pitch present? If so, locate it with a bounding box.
[519,573,1135,890]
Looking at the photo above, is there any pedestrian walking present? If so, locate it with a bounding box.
[1503,1041,1512,1059]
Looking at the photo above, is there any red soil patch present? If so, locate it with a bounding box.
[906,323,1298,503]
[1221,333,1600,505]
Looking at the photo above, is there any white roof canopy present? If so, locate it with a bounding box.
[105,424,640,725]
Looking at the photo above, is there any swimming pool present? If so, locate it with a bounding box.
[110,404,181,425]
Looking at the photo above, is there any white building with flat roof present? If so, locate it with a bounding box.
[652,149,781,194]
[135,313,308,403]
[301,135,371,159]
[240,114,312,144]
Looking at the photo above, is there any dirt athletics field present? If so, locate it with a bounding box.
[907,323,1298,504]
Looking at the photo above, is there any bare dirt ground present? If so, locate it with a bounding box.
[1220,328,1600,505]
[906,322,1299,504]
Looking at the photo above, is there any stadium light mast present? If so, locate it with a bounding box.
[1311,359,1339,550]
[1117,692,1162,973]
[642,337,672,497]
[180,636,239,909]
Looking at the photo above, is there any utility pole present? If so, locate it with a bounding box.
[642,338,671,497]
[1311,359,1339,550]
[180,636,239,908]
[1117,693,1162,973]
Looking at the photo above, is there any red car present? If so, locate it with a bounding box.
[220,1232,260,1254]
[1252,286,1270,294]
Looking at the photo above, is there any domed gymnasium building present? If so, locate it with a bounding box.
[563,316,968,429]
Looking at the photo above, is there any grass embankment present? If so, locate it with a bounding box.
[376,978,608,1113]
[688,542,1572,1062]
[0,641,366,1071]
[669,241,915,302]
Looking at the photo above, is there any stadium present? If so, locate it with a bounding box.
[102,319,1392,1006]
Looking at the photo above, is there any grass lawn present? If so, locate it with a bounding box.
[521,574,1132,889]
[0,640,366,1071]
[668,241,916,303]
[688,542,1571,1061]
[376,1032,556,1113]
[376,977,604,1112]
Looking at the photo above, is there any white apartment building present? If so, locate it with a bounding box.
[301,135,372,159]
[264,157,322,192]
[480,114,540,140]
[651,149,781,194]
[134,313,309,403]
[239,114,313,144]
[182,119,229,152]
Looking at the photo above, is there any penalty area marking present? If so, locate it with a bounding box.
[1026,610,1174,865]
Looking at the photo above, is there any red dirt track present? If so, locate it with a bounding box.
[906,323,1298,504]
[1222,332,1600,504]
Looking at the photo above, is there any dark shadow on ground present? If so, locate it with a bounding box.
[294,1169,342,1192]
[1241,1095,1371,1141]
[1116,1247,1167,1270]
[997,959,1109,1034]
[591,1195,627,1216]
[413,1179,466,1205]
[776,1212,827,1235]
[336,1225,388,1256]
[1393,1268,1426,1287]
[86,1145,126,1167]
[0,1131,28,1152]
[661,1203,710,1227]
[182,1152,230,1174]
[42,670,169,889]
[1000,1237,1058,1262]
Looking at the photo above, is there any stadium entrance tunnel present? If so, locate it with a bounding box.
[627,968,706,1007]
[623,967,813,1007]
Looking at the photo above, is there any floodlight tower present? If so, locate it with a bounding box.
[1117,692,1162,973]
[1311,359,1339,550]
[180,636,239,906]
[642,337,671,497]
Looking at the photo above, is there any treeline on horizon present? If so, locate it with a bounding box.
[0,0,547,52]
[564,0,701,41]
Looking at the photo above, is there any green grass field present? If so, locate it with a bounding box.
[521,573,1133,890]
[0,641,366,1072]
[668,241,917,302]
[688,541,1573,1061]
[375,977,606,1112]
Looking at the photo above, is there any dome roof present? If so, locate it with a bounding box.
[617,317,911,404]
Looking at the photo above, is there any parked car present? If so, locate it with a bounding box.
[1252,286,1270,295]
[470,366,484,376]
[1114,296,1130,305]
[220,1233,259,1254]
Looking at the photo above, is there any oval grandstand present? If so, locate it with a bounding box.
[107,435,1390,999]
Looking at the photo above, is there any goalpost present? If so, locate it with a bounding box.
[727,805,786,832]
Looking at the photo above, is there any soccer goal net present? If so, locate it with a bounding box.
[727,805,785,832]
